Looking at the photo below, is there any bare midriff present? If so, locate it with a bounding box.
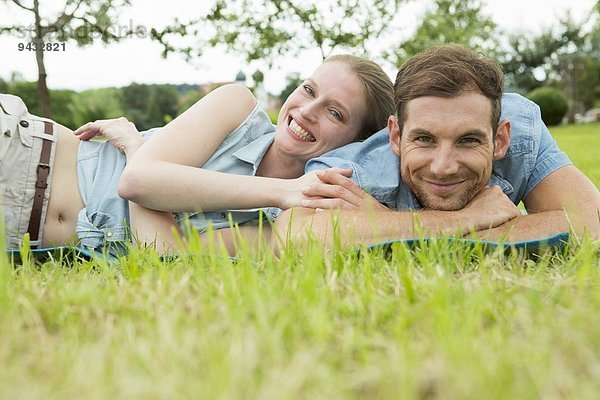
[42,125,85,247]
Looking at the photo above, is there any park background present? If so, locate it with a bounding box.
[1,1,600,399]
[1,0,600,130]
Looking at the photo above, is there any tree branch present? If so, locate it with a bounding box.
[11,0,34,12]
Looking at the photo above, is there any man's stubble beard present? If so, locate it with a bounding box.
[400,169,489,211]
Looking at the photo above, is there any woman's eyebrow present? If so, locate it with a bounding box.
[306,78,351,118]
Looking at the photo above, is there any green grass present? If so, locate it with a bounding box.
[1,123,599,399]
[1,240,599,399]
[550,122,600,185]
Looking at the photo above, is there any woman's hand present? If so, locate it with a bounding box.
[300,169,389,211]
[73,117,144,155]
[277,168,351,209]
[279,168,388,211]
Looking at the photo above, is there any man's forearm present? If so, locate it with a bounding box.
[471,209,599,242]
[273,207,498,250]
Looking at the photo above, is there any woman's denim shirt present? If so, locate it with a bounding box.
[75,104,277,254]
[305,93,572,210]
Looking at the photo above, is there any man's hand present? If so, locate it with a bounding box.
[73,117,144,156]
[458,185,521,232]
[300,169,389,211]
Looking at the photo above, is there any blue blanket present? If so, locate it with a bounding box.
[4,232,570,265]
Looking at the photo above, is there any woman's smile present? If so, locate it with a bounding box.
[287,116,316,142]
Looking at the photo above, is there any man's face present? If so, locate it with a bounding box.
[389,92,510,211]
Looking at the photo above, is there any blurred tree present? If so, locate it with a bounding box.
[502,5,600,121]
[152,0,405,65]
[384,0,498,67]
[0,77,8,92]
[177,90,204,116]
[527,86,569,126]
[278,72,302,103]
[48,89,77,128]
[68,88,124,128]
[144,85,179,128]
[252,70,264,86]
[0,0,132,117]
[6,81,39,113]
[121,83,180,130]
[122,83,152,128]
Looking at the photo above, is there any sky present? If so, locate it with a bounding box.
[0,0,596,94]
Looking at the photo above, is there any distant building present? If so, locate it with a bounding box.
[235,71,247,84]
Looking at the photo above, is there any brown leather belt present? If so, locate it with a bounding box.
[26,120,55,244]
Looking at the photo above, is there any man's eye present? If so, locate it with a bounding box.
[329,109,342,121]
[460,137,481,144]
[416,136,433,143]
[303,85,314,96]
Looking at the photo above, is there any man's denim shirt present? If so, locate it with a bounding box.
[305,93,572,210]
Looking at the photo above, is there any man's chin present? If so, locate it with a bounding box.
[417,194,471,211]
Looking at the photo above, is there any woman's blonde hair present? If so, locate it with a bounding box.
[324,54,395,140]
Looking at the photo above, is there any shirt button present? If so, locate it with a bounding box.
[107,231,113,238]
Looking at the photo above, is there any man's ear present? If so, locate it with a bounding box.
[388,115,401,157]
[493,119,511,160]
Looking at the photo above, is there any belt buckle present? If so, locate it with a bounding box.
[35,163,50,189]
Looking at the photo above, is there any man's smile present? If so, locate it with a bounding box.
[423,179,467,195]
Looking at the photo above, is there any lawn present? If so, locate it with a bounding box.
[550,122,600,185]
[0,124,599,399]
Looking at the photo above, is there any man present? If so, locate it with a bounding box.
[273,44,600,247]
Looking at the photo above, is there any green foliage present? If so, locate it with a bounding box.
[527,87,570,126]
[278,72,302,103]
[575,56,600,110]
[0,0,133,116]
[384,0,498,67]
[501,9,600,118]
[5,81,39,114]
[68,88,124,129]
[155,0,404,64]
[177,90,205,116]
[121,83,179,130]
[144,85,179,127]
[49,89,78,129]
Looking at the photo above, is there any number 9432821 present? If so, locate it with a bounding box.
[18,42,66,51]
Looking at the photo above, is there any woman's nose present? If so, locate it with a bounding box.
[299,104,317,122]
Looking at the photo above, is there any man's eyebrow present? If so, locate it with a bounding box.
[406,128,433,136]
[459,129,489,139]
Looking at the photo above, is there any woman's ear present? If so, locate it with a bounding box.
[389,116,401,157]
[493,119,511,160]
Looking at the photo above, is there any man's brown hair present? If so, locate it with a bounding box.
[394,44,504,133]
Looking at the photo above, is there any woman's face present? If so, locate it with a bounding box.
[275,61,367,162]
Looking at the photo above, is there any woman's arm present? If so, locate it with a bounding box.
[74,118,182,253]
[117,84,347,213]
[117,83,292,212]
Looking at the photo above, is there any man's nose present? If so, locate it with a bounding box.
[430,145,459,176]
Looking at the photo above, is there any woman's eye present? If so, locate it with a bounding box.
[303,85,314,96]
[330,109,342,121]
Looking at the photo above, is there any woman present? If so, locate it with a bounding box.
[1,55,394,254]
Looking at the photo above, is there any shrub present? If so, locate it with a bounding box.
[526,87,569,126]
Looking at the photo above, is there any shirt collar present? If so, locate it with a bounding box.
[232,132,275,174]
